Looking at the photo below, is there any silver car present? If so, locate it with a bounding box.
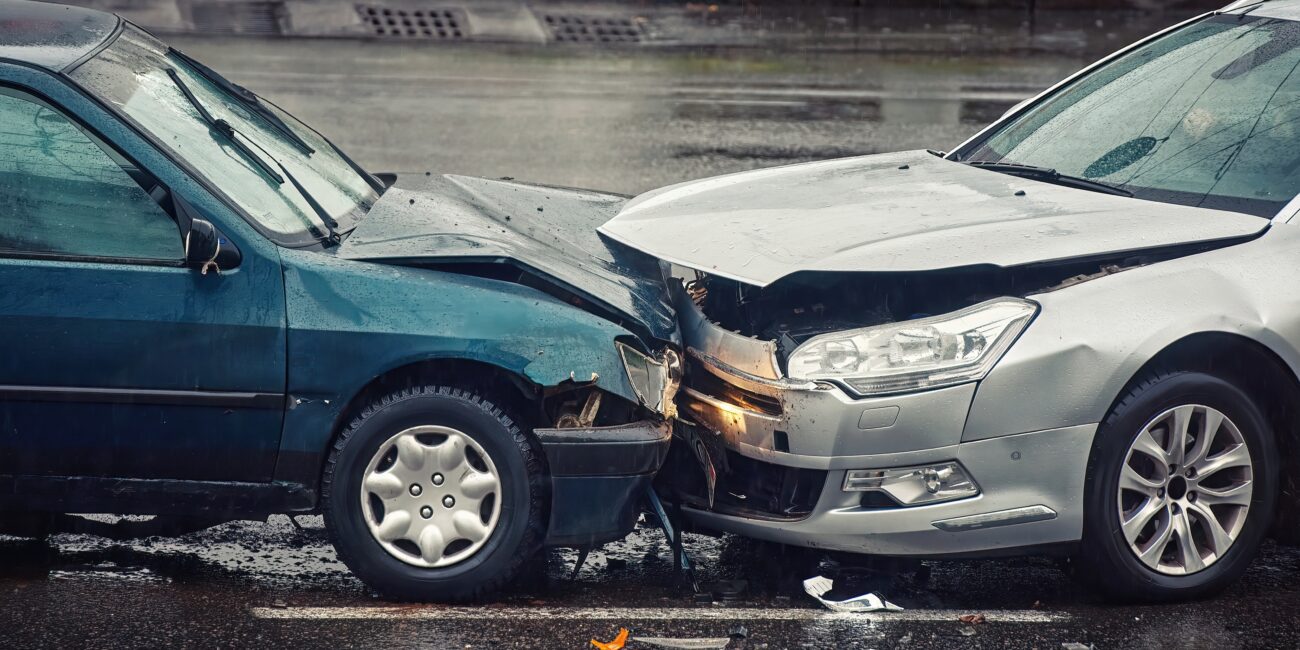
[601,0,1300,601]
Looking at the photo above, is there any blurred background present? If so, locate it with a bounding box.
[49,0,1224,194]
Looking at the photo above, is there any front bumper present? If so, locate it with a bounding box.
[666,285,1092,556]
[679,423,1094,555]
[535,420,671,547]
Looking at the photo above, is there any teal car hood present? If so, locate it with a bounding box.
[334,174,677,344]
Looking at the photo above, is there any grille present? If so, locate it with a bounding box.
[656,433,825,521]
[356,5,465,40]
[541,14,645,43]
[192,2,285,35]
[685,367,782,417]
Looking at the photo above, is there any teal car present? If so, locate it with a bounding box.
[0,1,679,600]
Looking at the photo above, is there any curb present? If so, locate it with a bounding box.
[53,0,1205,55]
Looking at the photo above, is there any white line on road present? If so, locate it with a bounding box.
[251,606,1068,624]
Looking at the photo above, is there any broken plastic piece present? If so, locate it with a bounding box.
[646,488,696,591]
[570,546,591,580]
[802,575,903,612]
[590,628,629,650]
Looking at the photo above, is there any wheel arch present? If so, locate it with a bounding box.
[331,357,545,450]
[1106,331,1300,541]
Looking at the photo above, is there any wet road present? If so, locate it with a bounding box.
[166,36,1083,195]
[6,35,1298,649]
[4,517,1300,648]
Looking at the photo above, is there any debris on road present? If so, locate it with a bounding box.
[591,628,630,650]
[1060,644,1096,650]
[802,575,903,612]
[959,613,987,625]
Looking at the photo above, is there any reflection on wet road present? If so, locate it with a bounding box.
[168,37,1082,195]
[3,517,1300,648]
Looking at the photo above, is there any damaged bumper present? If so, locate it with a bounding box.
[663,286,1088,556]
[535,420,672,547]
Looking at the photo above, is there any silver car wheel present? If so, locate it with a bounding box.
[1117,404,1254,576]
[360,425,502,568]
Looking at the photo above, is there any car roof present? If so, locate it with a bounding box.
[0,0,119,72]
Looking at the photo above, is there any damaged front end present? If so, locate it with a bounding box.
[533,344,681,546]
[655,243,1236,524]
[331,172,687,547]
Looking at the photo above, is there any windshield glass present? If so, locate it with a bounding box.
[72,27,379,243]
[959,14,1300,218]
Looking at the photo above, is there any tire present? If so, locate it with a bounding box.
[322,386,547,601]
[1079,370,1277,602]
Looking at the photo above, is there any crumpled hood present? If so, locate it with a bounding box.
[336,174,676,343]
[598,150,1268,286]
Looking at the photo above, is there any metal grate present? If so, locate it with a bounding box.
[541,14,645,43]
[356,5,465,39]
[191,2,286,35]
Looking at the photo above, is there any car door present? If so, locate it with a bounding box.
[0,84,288,483]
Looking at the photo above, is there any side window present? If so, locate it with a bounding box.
[0,87,181,260]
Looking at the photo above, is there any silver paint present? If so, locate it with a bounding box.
[599,149,1264,286]
[682,425,1095,555]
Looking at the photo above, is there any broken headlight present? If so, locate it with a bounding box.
[785,298,1037,396]
[616,342,682,417]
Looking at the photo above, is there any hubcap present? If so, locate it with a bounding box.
[1116,404,1253,576]
[360,425,502,568]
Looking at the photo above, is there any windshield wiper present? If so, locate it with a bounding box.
[166,68,284,185]
[169,48,315,156]
[165,68,342,243]
[964,160,1134,197]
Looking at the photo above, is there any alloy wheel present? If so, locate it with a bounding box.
[360,425,502,567]
[1117,404,1253,575]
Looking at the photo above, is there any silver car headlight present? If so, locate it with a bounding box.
[785,298,1037,395]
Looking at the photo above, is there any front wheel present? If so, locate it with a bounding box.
[1079,370,1277,602]
[322,386,547,601]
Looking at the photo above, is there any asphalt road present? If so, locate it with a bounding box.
[6,35,1299,650]
[164,36,1081,195]
[3,517,1300,648]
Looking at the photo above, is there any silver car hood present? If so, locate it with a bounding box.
[598,150,1267,286]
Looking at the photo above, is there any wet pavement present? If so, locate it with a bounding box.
[4,517,1300,648]
[165,36,1084,195]
[7,33,1300,650]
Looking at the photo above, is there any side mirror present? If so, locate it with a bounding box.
[174,194,240,274]
[185,218,222,274]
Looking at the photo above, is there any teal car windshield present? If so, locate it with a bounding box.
[72,26,379,244]
[959,14,1300,218]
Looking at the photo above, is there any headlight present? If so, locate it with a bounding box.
[616,343,681,417]
[785,298,1037,395]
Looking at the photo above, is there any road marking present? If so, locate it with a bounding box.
[251,606,1068,624]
